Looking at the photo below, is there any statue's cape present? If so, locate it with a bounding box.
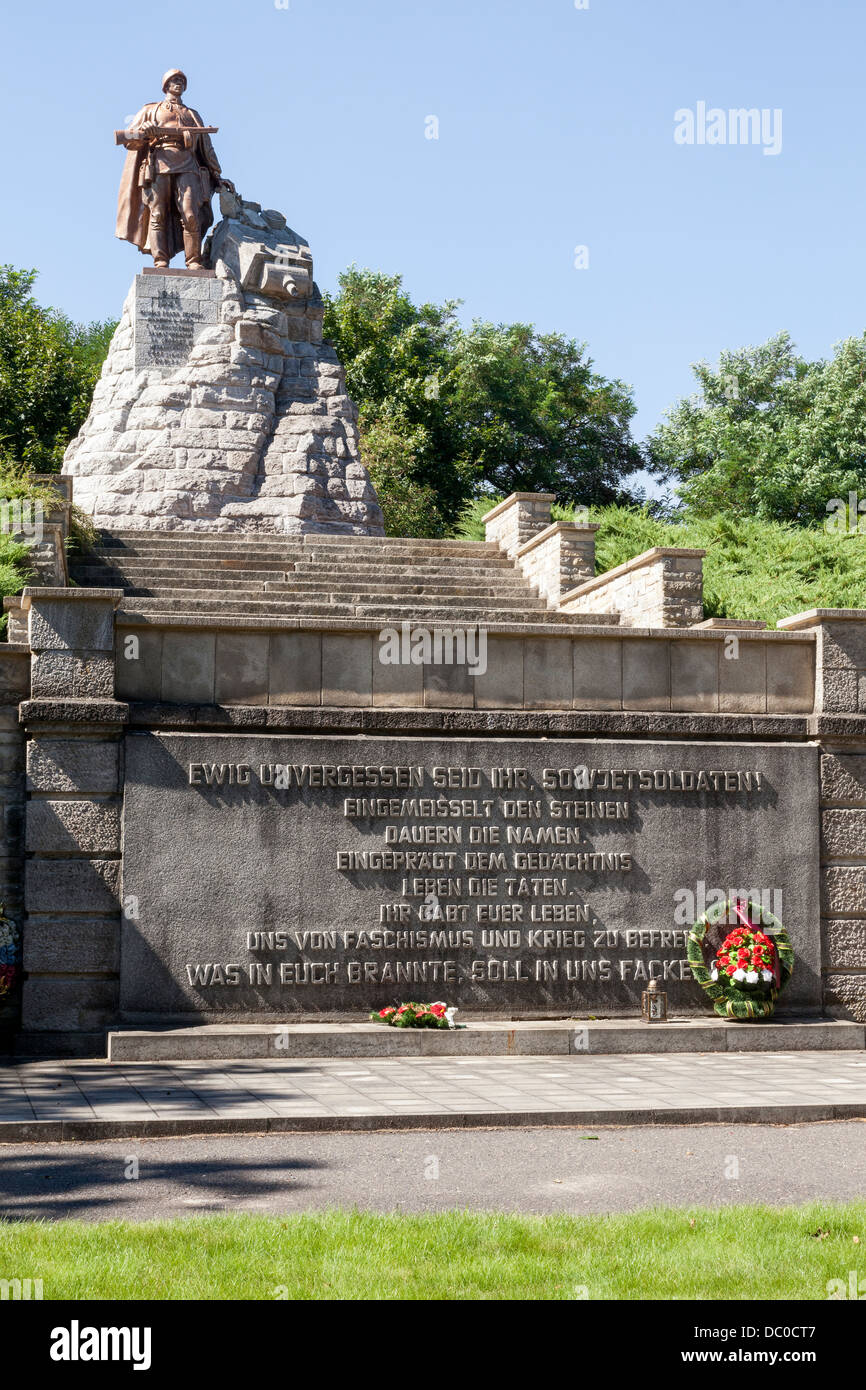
[115,103,221,256]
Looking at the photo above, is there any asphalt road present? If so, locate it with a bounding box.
[1,1121,864,1220]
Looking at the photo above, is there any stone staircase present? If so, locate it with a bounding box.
[70,530,610,627]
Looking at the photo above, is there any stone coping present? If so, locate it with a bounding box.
[514,520,600,559]
[21,587,123,607]
[113,611,816,641]
[0,643,31,656]
[141,266,216,278]
[122,703,814,740]
[31,473,73,503]
[4,1102,866,1140]
[778,608,866,630]
[694,618,768,630]
[560,546,707,604]
[105,1015,863,1061]
[20,698,129,727]
[116,612,624,635]
[480,492,555,524]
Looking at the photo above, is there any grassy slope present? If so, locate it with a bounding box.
[1,1203,863,1299]
[458,499,866,629]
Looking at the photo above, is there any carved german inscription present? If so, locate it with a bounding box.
[133,286,217,371]
[119,735,821,1018]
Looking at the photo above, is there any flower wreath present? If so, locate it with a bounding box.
[687,897,794,1020]
[0,905,20,999]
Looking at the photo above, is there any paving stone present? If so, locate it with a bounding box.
[1,1052,865,1139]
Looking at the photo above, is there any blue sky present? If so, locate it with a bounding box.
[1,0,863,452]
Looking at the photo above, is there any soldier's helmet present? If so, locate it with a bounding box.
[161,69,188,93]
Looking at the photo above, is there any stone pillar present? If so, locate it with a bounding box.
[777,610,866,1023]
[778,608,866,1023]
[777,609,866,714]
[0,647,30,1038]
[818,746,866,1022]
[18,588,127,1055]
[482,493,554,557]
[514,521,599,605]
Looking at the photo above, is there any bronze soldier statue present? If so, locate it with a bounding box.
[115,69,235,269]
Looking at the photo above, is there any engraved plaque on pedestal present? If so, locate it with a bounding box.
[132,272,221,373]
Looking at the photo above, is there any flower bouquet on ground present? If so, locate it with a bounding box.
[370,1002,458,1029]
[687,897,794,1020]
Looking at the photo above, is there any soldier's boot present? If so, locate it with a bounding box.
[183,229,204,271]
[150,218,170,269]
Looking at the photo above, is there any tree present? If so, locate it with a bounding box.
[0,266,115,473]
[323,267,643,535]
[323,267,474,535]
[448,320,643,505]
[648,331,866,525]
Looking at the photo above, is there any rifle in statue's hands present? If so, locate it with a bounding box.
[115,126,219,145]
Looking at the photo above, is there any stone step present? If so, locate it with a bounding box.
[73,563,532,591]
[74,566,287,585]
[105,1015,866,1062]
[98,533,499,558]
[260,582,541,601]
[74,576,547,604]
[118,596,557,620]
[113,556,507,570]
[84,548,516,572]
[120,591,551,614]
[103,526,495,543]
[81,559,518,582]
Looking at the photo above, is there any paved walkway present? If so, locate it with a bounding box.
[1,1051,866,1140]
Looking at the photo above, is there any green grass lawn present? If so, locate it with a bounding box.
[1,1203,863,1300]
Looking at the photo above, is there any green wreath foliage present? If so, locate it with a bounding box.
[687,898,794,1020]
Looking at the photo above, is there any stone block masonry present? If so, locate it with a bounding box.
[778,610,866,1023]
[779,609,866,714]
[12,501,866,1050]
[483,493,556,557]
[514,522,598,606]
[482,497,702,627]
[819,747,866,1022]
[561,548,706,628]
[17,590,127,1055]
[114,617,816,716]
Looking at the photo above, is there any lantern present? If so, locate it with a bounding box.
[641,976,667,1023]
